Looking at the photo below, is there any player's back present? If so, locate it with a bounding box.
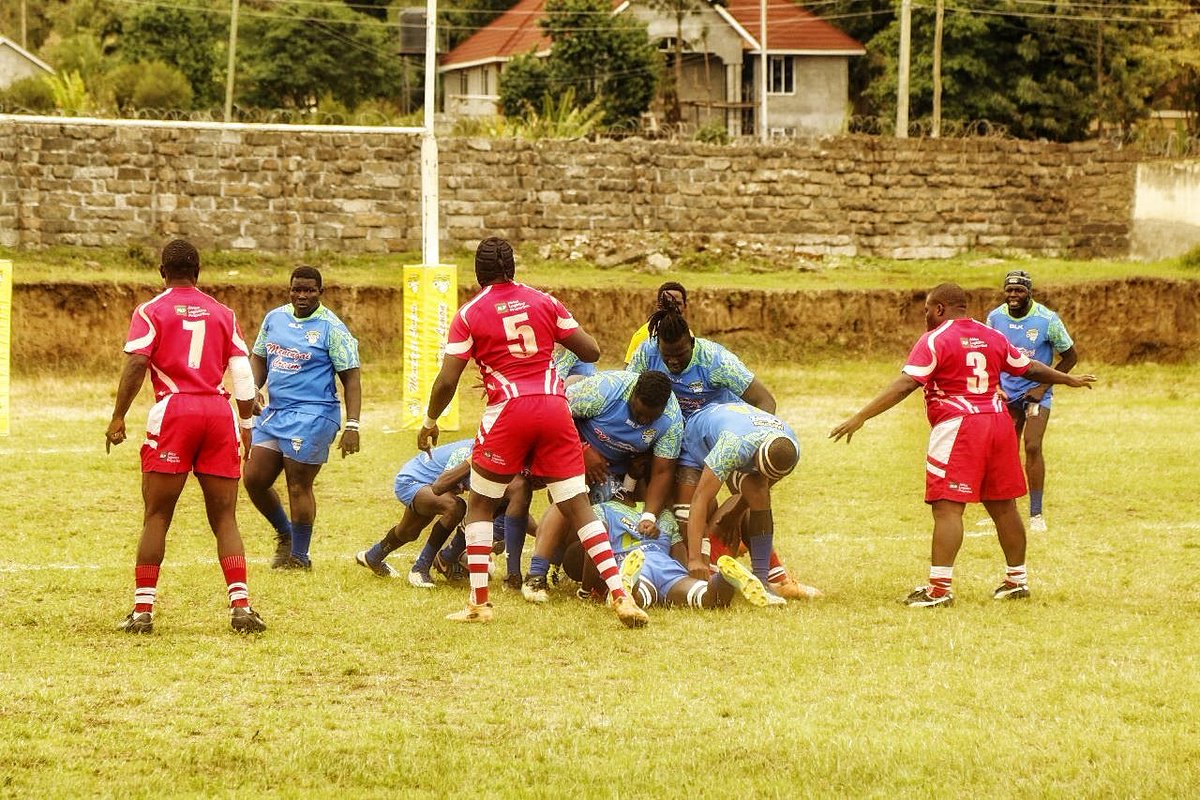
[909,317,1027,425]
[126,286,246,399]
[449,281,576,404]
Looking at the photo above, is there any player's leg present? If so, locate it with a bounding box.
[120,471,188,633]
[196,471,266,632]
[278,457,324,569]
[410,494,467,588]
[1021,405,1051,529]
[446,473,506,622]
[522,504,570,602]
[982,412,1031,600]
[554,491,647,628]
[243,434,291,566]
[357,501,433,579]
[501,475,533,588]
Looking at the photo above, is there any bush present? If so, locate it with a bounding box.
[694,121,730,145]
[0,76,56,112]
[106,63,143,112]
[129,62,193,111]
[1180,244,1200,270]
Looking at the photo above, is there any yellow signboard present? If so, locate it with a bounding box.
[401,264,459,431]
[0,260,10,436]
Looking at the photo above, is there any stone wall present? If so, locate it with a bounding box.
[1,117,1140,258]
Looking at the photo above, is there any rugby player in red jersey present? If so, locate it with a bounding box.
[830,283,1095,607]
[418,237,648,627]
[106,239,266,634]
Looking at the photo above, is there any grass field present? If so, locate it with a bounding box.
[1,359,1198,797]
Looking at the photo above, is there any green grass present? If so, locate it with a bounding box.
[4,244,1199,292]
[1,361,1198,796]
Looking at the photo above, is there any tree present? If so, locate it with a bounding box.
[643,0,710,124]
[498,52,549,118]
[120,1,227,109]
[239,1,402,109]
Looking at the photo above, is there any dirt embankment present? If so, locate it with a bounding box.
[11,278,1199,373]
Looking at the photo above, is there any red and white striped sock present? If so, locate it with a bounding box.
[929,565,953,597]
[219,555,250,608]
[465,521,493,606]
[768,550,787,584]
[134,564,160,612]
[578,520,626,600]
[1005,563,1027,587]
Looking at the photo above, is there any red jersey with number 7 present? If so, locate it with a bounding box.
[123,286,250,400]
[444,282,580,406]
[902,317,1032,427]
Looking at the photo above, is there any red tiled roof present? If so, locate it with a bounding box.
[722,0,865,53]
[441,0,863,69]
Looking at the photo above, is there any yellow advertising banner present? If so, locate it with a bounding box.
[0,260,10,436]
[401,265,459,431]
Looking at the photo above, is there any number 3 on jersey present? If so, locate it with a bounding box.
[965,350,989,393]
[502,312,538,358]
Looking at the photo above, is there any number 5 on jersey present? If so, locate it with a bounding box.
[503,312,538,358]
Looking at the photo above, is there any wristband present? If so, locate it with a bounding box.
[239,417,254,430]
[640,512,656,525]
[422,416,438,429]
[344,419,360,431]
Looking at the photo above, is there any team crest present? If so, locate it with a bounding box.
[291,438,303,453]
[688,381,704,393]
[1026,328,1039,342]
[305,330,320,345]
[641,429,657,445]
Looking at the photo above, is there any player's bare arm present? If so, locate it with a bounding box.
[106,353,150,452]
[829,373,922,443]
[740,378,777,414]
[419,354,470,453]
[431,460,471,496]
[1022,360,1096,389]
[638,455,677,538]
[250,353,268,414]
[686,467,723,579]
[337,367,362,458]
[559,327,601,364]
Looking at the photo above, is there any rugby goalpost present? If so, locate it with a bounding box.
[0,0,457,434]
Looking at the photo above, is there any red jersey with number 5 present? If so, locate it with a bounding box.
[444,282,580,405]
[123,286,250,400]
[903,317,1031,427]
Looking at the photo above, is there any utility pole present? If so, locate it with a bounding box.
[932,0,944,137]
[421,0,439,266]
[20,0,27,50]
[896,0,911,138]
[759,0,768,142]
[223,0,240,123]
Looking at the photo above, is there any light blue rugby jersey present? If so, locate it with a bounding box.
[566,370,683,473]
[986,301,1073,401]
[593,501,680,558]
[626,337,753,418]
[551,345,597,382]
[253,303,360,423]
[680,401,799,482]
[395,439,473,488]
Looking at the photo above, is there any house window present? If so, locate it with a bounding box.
[459,72,468,96]
[768,56,794,95]
[482,68,490,96]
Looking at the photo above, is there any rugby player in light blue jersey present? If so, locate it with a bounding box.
[626,303,775,419]
[986,270,1077,532]
[552,344,597,386]
[569,499,771,610]
[520,370,683,603]
[244,266,361,570]
[679,402,802,603]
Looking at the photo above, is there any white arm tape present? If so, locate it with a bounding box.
[228,356,256,401]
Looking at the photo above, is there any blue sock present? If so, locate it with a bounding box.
[266,504,292,538]
[745,509,774,584]
[291,522,313,561]
[365,542,387,566]
[529,554,550,579]
[1030,490,1044,517]
[414,522,454,571]
[440,528,466,563]
[503,515,528,577]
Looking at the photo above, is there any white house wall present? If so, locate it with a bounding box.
[0,44,52,89]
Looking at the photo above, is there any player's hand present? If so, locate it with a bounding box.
[687,557,710,581]
[240,427,253,461]
[829,415,863,443]
[253,390,266,416]
[105,418,126,453]
[418,423,439,454]
[339,429,360,458]
[1066,373,1098,389]
[636,519,660,539]
[582,445,609,486]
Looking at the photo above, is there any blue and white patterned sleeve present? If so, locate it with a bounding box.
[252,311,271,357]
[703,431,757,482]
[626,342,650,375]
[709,346,754,396]
[656,509,681,547]
[651,398,684,459]
[1047,313,1074,353]
[326,315,361,372]
[566,373,609,419]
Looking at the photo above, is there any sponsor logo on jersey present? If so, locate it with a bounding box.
[948,481,973,494]
[158,451,181,464]
[265,343,312,360]
[305,330,321,345]
[482,449,508,467]
[619,514,636,531]
[959,337,988,348]
[174,305,188,315]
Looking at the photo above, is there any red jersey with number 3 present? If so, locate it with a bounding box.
[123,286,250,400]
[444,282,580,405]
[903,317,1032,427]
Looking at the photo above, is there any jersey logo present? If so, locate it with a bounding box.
[291,437,304,453]
[174,305,187,315]
[641,429,657,445]
[959,337,988,348]
[688,381,704,393]
[305,330,320,345]
[1026,329,1039,342]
